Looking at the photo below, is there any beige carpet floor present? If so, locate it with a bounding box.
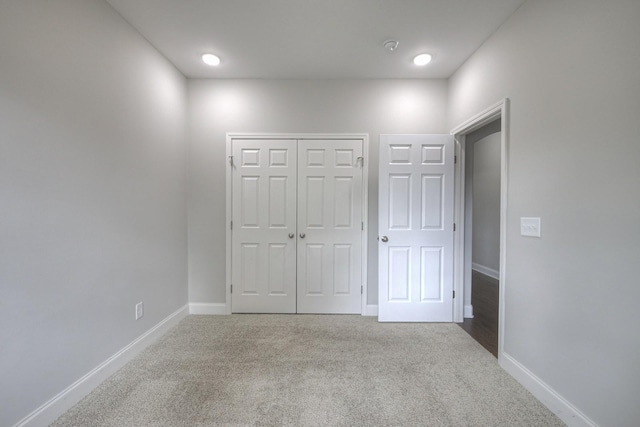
[52,315,563,426]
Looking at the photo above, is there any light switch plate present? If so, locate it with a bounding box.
[520,217,541,237]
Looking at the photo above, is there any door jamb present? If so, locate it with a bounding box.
[226,133,370,315]
[450,99,509,358]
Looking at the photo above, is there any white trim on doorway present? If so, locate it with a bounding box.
[225,133,370,316]
[450,98,509,356]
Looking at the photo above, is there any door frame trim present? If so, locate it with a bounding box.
[225,133,370,315]
[450,99,509,358]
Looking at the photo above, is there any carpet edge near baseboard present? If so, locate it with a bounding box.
[499,351,598,427]
[13,304,189,427]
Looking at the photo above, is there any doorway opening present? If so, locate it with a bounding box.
[451,99,509,360]
[458,120,501,357]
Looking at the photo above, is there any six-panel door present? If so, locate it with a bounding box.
[297,140,364,314]
[378,134,455,322]
[231,139,297,313]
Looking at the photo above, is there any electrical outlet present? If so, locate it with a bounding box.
[135,302,144,320]
[520,217,541,237]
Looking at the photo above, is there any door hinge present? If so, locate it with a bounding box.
[230,221,233,230]
[453,223,456,232]
[454,155,457,164]
[361,285,363,294]
[453,290,455,299]
[361,222,364,231]
[230,284,233,294]
[228,155,234,166]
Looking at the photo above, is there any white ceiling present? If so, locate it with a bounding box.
[105,0,525,79]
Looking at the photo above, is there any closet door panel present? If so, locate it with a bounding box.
[297,140,363,314]
[231,139,297,313]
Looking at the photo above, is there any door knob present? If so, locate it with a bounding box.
[299,233,306,238]
[288,233,295,239]
[381,236,389,242]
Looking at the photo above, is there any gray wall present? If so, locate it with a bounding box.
[4,0,639,425]
[187,79,448,306]
[0,1,188,425]
[472,132,501,273]
[449,0,640,425]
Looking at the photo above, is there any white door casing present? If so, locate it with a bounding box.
[231,139,297,313]
[378,134,455,322]
[297,140,363,314]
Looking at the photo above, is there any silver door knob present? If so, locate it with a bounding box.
[299,233,306,238]
[381,236,389,242]
[288,233,295,239]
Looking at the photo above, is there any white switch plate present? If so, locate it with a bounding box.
[520,217,541,237]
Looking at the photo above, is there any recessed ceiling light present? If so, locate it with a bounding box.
[413,53,432,66]
[202,53,220,66]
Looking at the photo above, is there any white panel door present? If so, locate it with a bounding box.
[231,139,297,313]
[378,135,454,322]
[297,140,363,314]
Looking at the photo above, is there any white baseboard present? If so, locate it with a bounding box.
[464,304,474,318]
[189,303,228,315]
[472,263,500,280]
[14,304,189,427]
[500,352,597,427]
[191,302,375,316]
[363,304,378,316]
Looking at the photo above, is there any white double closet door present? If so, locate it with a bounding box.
[231,138,364,314]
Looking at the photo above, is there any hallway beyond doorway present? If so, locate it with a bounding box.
[458,270,499,357]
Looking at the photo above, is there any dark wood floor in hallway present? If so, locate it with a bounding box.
[458,270,499,357]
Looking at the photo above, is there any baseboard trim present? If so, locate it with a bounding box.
[464,304,474,318]
[190,303,375,316]
[363,304,378,316]
[500,352,597,427]
[14,304,189,427]
[189,303,227,315]
[472,263,500,280]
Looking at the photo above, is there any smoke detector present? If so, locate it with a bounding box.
[383,40,399,52]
